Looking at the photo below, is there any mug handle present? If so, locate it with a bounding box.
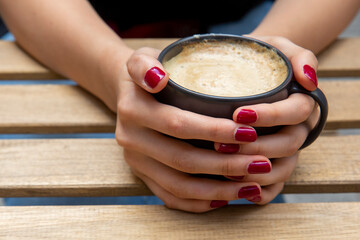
[289,81,328,149]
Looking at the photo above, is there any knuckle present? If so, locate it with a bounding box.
[266,104,280,124]
[126,54,140,76]
[214,188,229,201]
[115,124,134,149]
[296,96,315,120]
[117,95,135,120]
[261,103,281,124]
[248,142,262,155]
[170,150,196,173]
[268,36,292,49]
[221,158,232,176]
[166,177,201,200]
[128,50,144,65]
[302,49,317,62]
[280,170,293,183]
[220,156,240,176]
[285,138,301,156]
[165,113,186,137]
[208,120,223,140]
[166,183,187,199]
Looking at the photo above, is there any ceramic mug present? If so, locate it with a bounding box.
[155,34,328,149]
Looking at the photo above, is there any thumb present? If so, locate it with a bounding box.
[290,49,319,91]
[127,47,169,93]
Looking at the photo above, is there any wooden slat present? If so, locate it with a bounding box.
[0,138,151,197]
[0,203,359,239]
[319,80,360,130]
[1,37,360,80]
[0,85,116,133]
[0,80,359,133]
[317,37,360,77]
[285,134,360,193]
[0,134,359,197]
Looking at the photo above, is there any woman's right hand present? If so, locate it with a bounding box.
[115,47,271,212]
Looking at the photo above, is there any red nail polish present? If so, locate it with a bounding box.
[303,65,318,87]
[218,143,240,153]
[210,200,228,208]
[144,66,165,88]
[235,127,257,142]
[248,161,271,174]
[238,185,260,199]
[236,109,257,124]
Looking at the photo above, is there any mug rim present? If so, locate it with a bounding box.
[158,33,293,103]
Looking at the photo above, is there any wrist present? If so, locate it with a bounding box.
[98,42,134,112]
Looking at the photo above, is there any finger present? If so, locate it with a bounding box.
[227,154,298,187]
[234,93,315,127]
[216,123,308,158]
[117,122,270,176]
[133,169,220,213]
[148,104,257,143]
[126,47,169,93]
[117,90,258,144]
[273,39,319,91]
[124,149,262,202]
[291,49,319,91]
[248,182,285,205]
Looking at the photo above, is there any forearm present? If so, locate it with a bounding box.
[0,0,133,111]
[251,0,360,54]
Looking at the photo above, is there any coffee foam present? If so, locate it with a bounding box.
[163,40,288,97]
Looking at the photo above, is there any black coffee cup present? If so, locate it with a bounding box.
[156,34,328,149]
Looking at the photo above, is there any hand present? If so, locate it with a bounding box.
[116,47,273,213]
[214,36,320,204]
[116,36,320,211]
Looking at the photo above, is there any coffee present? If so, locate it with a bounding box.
[163,40,288,97]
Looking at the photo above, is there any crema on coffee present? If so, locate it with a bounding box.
[163,40,288,97]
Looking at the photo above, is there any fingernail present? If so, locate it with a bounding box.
[236,109,257,124]
[226,175,245,181]
[144,66,165,88]
[303,64,318,87]
[248,161,271,174]
[238,185,261,199]
[235,127,257,142]
[210,200,228,208]
[218,143,240,153]
[248,195,262,203]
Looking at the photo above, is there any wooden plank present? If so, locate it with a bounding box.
[0,134,359,197]
[285,134,360,193]
[0,203,359,239]
[0,85,116,133]
[0,80,359,134]
[317,37,360,77]
[0,138,151,197]
[1,37,360,80]
[319,80,360,130]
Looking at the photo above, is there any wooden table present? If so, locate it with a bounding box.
[0,38,359,239]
